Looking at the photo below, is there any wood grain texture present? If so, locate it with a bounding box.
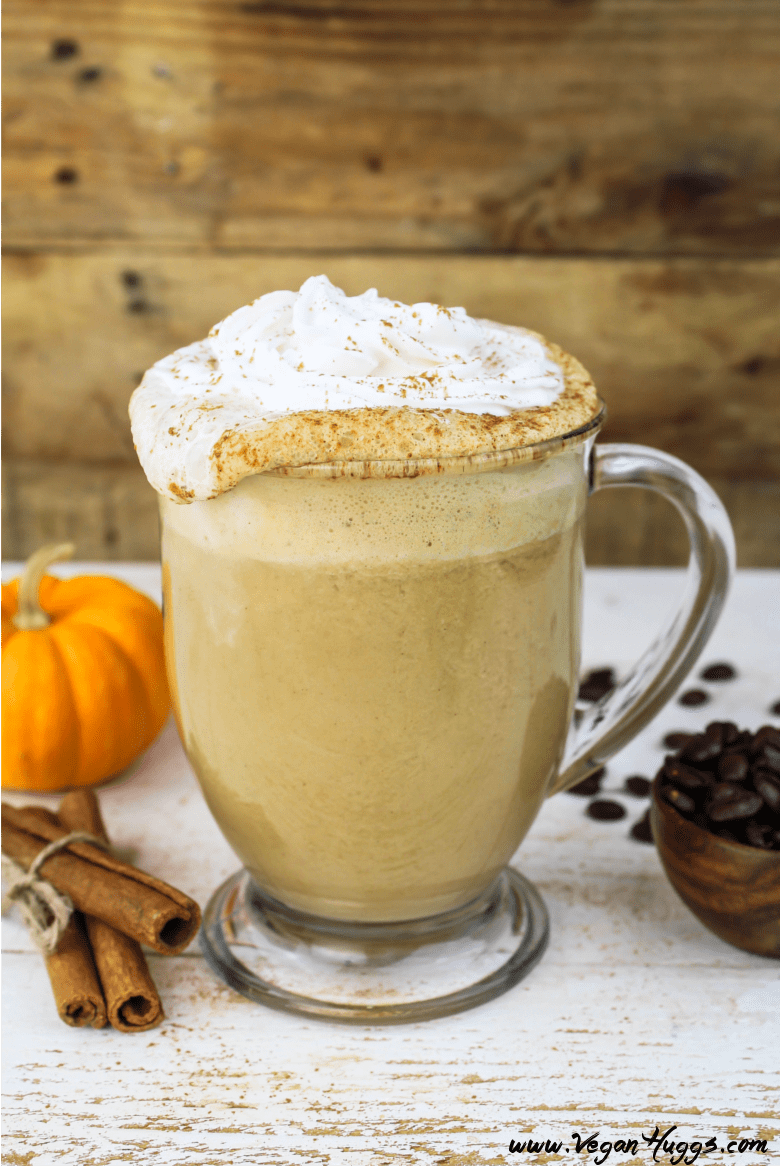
[3,2,778,565]
[3,951,777,1165]
[3,251,778,564]
[651,778,780,959]
[4,252,778,476]
[3,0,780,253]
[2,569,779,1166]
[1,460,160,562]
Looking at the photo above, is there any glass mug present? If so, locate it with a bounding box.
[159,407,734,1022]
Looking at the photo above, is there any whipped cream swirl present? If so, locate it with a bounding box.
[130,275,564,500]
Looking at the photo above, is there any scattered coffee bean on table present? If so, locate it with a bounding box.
[663,731,692,751]
[658,722,780,850]
[625,775,652,797]
[586,799,626,822]
[630,809,653,843]
[568,767,605,797]
[678,688,710,707]
[771,700,780,716]
[578,668,616,703]
[700,662,737,682]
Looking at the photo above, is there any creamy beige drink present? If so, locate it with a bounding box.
[133,276,600,924]
[161,452,587,920]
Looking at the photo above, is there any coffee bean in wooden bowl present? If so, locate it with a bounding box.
[650,722,780,959]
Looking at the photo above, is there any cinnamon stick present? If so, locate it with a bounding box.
[44,912,107,1029]
[1,803,200,954]
[58,790,164,1033]
[3,802,107,1026]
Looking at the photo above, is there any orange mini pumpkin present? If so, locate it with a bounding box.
[2,543,170,791]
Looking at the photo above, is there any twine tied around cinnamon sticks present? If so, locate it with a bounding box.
[2,793,201,1032]
[2,801,200,953]
[2,831,111,955]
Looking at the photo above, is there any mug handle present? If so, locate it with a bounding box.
[548,443,736,797]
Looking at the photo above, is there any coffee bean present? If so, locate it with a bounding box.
[586,799,626,821]
[702,721,724,746]
[717,752,749,784]
[705,721,740,747]
[703,727,726,758]
[625,775,651,797]
[655,721,780,850]
[679,689,710,707]
[752,726,780,754]
[715,721,740,745]
[754,770,780,813]
[578,668,616,702]
[681,734,722,765]
[771,700,780,716]
[722,722,740,745]
[662,759,709,789]
[710,781,742,803]
[745,821,774,849]
[663,731,692,751]
[664,787,696,814]
[707,792,763,822]
[700,663,737,682]
[757,743,780,773]
[753,751,780,781]
[630,810,653,843]
[568,767,605,797]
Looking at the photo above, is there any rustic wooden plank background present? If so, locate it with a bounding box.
[3,0,779,563]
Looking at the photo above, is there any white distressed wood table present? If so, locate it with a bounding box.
[2,566,779,1168]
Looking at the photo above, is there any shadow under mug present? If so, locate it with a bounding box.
[159,405,735,1022]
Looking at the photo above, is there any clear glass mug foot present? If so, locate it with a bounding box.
[199,868,549,1023]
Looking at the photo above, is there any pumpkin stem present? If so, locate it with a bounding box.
[12,543,76,631]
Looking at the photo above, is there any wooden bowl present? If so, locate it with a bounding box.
[650,775,780,958]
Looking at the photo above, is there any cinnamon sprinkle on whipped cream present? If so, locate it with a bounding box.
[130,275,599,502]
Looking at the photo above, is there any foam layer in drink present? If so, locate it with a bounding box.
[160,445,586,568]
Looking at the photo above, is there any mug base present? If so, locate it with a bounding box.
[199,868,549,1023]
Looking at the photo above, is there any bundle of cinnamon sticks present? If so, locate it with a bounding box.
[2,791,201,1032]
